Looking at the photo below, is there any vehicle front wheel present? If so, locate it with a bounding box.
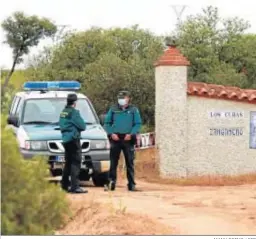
[79,170,91,181]
[92,172,109,187]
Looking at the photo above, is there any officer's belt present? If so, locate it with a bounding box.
[61,129,72,133]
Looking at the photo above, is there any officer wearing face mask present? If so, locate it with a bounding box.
[104,90,142,191]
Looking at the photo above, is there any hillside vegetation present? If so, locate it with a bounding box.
[1,116,69,235]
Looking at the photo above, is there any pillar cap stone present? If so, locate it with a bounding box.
[154,45,190,67]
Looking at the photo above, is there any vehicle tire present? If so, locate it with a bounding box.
[92,172,109,187]
[50,169,62,177]
[79,170,90,181]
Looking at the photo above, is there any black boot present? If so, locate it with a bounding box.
[128,184,140,192]
[69,187,88,194]
[105,181,115,191]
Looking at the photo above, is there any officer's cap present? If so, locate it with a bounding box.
[67,93,78,104]
[117,90,130,98]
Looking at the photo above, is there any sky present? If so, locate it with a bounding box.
[1,0,256,69]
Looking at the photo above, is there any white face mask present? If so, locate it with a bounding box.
[118,98,127,106]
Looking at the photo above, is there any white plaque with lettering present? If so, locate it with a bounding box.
[208,110,244,119]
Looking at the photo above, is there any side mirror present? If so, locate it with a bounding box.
[7,115,19,127]
[99,114,106,125]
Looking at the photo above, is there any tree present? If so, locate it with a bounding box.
[219,34,256,88]
[26,6,256,128]
[27,26,164,126]
[1,11,57,94]
[175,6,255,88]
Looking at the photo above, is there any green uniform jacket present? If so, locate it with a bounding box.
[59,106,86,143]
[104,104,142,136]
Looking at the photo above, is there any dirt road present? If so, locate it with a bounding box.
[57,179,256,235]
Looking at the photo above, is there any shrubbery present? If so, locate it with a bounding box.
[1,115,69,235]
[1,85,15,114]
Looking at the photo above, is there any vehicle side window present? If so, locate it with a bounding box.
[9,96,17,114]
[10,97,21,115]
[15,99,24,118]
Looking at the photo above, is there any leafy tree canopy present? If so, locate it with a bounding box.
[1,11,57,94]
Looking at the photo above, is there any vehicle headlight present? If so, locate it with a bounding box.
[25,141,48,151]
[90,140,110,150]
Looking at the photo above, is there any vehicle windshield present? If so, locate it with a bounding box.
[22,98,98,124]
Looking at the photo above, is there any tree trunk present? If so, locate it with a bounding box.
[1,51,20,96]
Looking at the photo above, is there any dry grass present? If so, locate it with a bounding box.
[56,148,256,236]
[118,148,256,186]
[56,197,172,235]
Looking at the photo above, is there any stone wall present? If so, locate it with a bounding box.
[187,96,256,176]
[155,46,256,178]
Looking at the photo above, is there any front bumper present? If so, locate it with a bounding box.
[20,149,110,173]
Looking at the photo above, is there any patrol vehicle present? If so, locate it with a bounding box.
[7,81,110,187]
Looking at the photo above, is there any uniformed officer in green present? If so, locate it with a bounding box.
[59,93,87,194]
[104,90,142,191]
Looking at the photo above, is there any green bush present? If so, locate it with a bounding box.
[1,85,15,114]
[1,115,69,235]
[140,124,154,133]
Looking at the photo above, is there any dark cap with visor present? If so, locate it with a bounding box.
[117,90,131,99]
[67,93,78,105]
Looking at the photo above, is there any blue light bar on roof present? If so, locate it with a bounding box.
[23,81,81,91]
